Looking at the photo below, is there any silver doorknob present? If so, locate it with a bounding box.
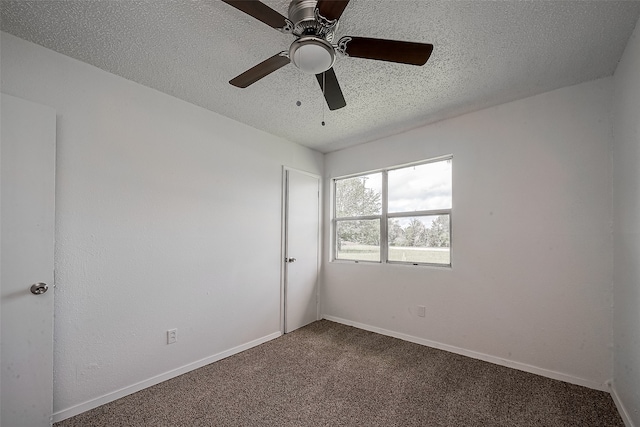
[30,283,48,295]
[286,257,297,263]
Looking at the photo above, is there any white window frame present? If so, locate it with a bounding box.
[332,155,452,267]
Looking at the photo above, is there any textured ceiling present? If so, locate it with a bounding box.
[2,1,640,153]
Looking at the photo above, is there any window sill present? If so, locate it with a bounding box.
[330,259,452,269]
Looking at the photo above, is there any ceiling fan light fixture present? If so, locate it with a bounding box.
[289,37,335,74]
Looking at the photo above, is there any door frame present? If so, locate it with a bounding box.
[280,166,322,334]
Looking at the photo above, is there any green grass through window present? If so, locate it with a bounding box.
[337,244,450,265]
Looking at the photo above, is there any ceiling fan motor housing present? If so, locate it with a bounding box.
[288,0,336,40]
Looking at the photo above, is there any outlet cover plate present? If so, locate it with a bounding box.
[167,328,177,344]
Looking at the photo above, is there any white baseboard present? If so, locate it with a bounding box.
[610,383,636,427]
[52,331,282,423]
[322,315,608,392]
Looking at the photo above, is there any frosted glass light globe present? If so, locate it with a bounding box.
[289,37,335,74]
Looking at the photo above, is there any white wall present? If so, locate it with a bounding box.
[612,18,640,427]
[0,33,323,420]
[322,78,614,390]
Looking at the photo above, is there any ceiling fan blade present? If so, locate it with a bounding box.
[316,68,346,111]
[316,0,350,21]
[340,37,434,66]
[221,0,289,30]
[229,53,290,88]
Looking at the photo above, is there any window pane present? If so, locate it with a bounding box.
[388,160,452,213]
[388,215,450,265]
[335,173,382,218]
[336,219,380,262]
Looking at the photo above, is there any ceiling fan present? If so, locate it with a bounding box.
[221,0,434,110]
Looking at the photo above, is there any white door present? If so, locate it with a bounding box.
[284,169,320,333]
[1,94,56,426]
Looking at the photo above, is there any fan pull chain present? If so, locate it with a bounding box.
[296,71,302,107]
[321,72,326,126]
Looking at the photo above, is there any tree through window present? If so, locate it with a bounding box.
[334,173,382,261]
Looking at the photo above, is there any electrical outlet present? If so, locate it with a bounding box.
[417,306,426,317]
[167,328,177,344]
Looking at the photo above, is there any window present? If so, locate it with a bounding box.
[333,157,452,266]
[334,173,382,262]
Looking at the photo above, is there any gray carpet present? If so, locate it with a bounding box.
[55,320,623,426]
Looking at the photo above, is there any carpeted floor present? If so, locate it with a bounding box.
[55,320,623,426]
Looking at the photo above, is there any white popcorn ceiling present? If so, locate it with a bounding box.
[2,1,640,153]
